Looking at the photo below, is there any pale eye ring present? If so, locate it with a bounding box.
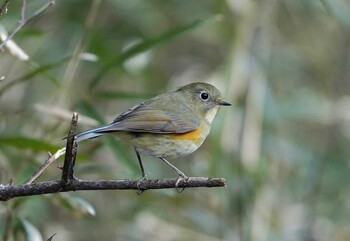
[199,91,209,101]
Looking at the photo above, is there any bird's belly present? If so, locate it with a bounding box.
[135,135,201,158]
[115,128,208,158]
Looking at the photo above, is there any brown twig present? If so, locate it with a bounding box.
[0,177,227,201]
[61,112,78,185]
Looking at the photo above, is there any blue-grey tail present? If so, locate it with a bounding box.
[74,123,117,142]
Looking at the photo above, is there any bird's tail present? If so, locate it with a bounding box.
[73,123,117,142]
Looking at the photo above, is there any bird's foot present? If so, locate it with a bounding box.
[175,174,189,193]
[136,175,148,195]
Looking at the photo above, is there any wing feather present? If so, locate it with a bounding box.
[96,93,200,134]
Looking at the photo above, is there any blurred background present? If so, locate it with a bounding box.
[1,0,350,240]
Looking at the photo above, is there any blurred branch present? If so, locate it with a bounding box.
[0,177,226,201]
[0,0,55,50]
[0,56,69,96]
[0,112,226,201]
[0,0,10,16]
[21,0,26,22]
[56,0,101,106]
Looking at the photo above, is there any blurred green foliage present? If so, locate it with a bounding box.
[1,0,350,241]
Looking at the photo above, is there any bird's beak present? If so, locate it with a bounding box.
[217,99,231,106]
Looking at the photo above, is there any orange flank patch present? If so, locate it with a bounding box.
[171,128,201,142]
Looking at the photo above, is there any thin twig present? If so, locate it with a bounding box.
[47,233,57,241]
[24,147,66,185]
[0,0,55,50]
[0,177,227,201]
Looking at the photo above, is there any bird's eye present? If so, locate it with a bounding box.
[199,91,209,101]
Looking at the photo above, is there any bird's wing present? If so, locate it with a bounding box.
[97,94,200,134]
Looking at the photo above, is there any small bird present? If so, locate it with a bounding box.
[74,82,231,180]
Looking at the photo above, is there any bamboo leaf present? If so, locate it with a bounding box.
[0,57,69,96]
[51,195,96,217]
[0,136,59,152]
[19,218,43,241]
[89,18,209,89]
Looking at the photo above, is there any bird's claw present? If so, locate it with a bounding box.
[175,175,189,193]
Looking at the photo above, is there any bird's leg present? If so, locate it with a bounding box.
[158,157,189,191]
[135,149,147,194]
[135,149,146,178]
[158,157,187,177]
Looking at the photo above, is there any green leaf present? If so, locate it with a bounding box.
[19,218,43,241]
[76,100,106,124]
[51,195,96,217]
[89,18,208,89]
[0,136,59,152]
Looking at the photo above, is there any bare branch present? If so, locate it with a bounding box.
[0,112,227,202]
[0,177,227,201]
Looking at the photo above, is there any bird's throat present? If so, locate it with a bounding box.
[204,107,219,124]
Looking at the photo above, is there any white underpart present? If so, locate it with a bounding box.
[205,106,220,124]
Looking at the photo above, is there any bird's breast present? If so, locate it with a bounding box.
[171,127,202,142]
